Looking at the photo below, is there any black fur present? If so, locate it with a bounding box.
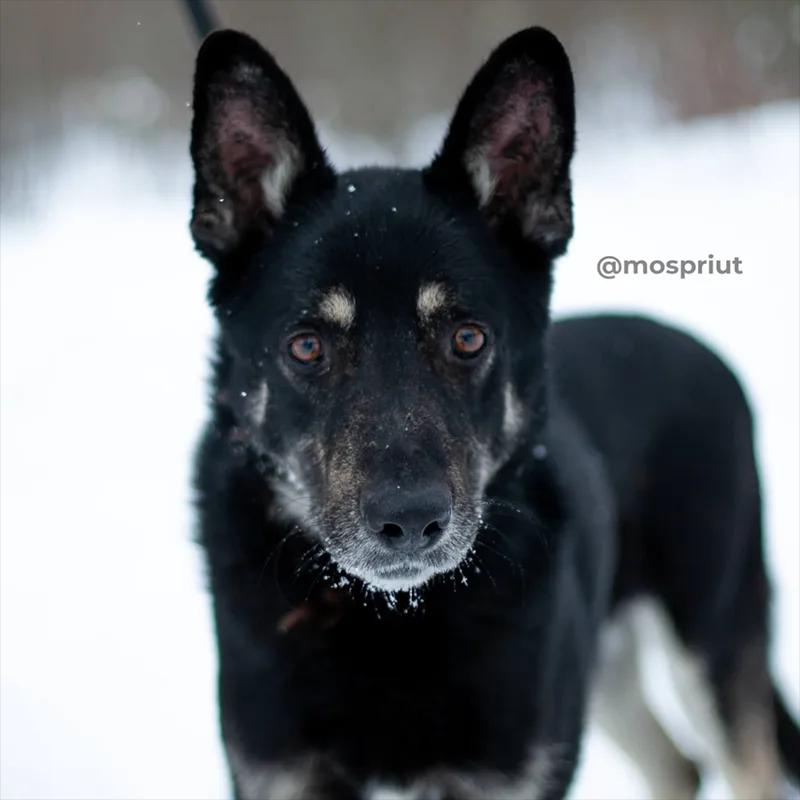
[189,27,798,799]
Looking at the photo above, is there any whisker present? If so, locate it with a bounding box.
[467,548,497,592]
[475,528,526,577]
[299,551,334,602]
[292,542,324,580]
[480,501,551,554]
[258,524,303,587]
[482,497,540,526]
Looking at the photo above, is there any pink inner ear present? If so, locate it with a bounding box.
[484,79,557,201]
[216,98,276,213]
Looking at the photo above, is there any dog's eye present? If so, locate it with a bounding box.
[452,324,486,358]
[289,333,323,364]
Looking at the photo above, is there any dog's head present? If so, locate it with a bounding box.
[190,29,575,591]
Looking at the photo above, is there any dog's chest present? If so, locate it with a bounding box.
[278,605,540,759]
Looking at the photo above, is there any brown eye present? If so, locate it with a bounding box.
[289,333,323,364]
[452,324,486,358]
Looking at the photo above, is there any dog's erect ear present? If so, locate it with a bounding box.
[425,28,575,257]
[190,30,334,263]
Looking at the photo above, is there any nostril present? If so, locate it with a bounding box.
[419,520,445,549]
[381,523,404,539]
[363,483,452,551]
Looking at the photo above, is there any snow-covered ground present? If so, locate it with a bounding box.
[1,102,798,799]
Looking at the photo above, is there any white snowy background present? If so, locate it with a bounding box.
[1,67,798,800]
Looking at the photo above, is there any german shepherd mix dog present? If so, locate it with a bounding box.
[189,27,799,800]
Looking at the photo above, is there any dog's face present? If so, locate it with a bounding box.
[190,29,575,590]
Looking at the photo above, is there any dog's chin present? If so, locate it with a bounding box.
[361,563,438,592]
[333,549,470,593]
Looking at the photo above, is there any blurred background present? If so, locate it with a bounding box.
[1,1,798,798]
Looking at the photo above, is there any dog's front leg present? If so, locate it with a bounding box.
[226,745,357,800]
[368,744,578,800]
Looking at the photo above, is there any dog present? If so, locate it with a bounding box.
[188,27,799,800]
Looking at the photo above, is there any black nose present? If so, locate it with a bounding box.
[362,483,452,552]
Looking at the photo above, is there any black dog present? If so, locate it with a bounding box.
[189,27,799,800]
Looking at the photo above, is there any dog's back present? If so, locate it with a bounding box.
[551,314,761,626]
[552,314,798,798]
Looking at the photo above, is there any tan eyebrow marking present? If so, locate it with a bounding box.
[318,286,356,330]
[417,281,449,322]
